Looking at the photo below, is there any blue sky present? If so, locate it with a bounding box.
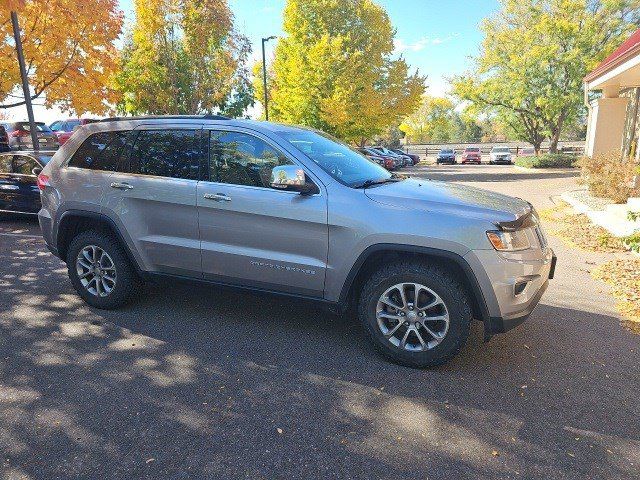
[119,0,499,96]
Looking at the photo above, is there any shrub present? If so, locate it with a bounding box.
[515,153,576,168]
[577,151,640,204]
[624,231,640,253]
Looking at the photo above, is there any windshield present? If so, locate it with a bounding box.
[493,147,509,152]
[440,149,454,154]
[465,147,480,152]
[276,129,393,187]
[14,122,52,133]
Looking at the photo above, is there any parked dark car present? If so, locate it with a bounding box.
[357,147,388,168]
[1,122,59,151]
[0,151,54,215]
[436,149,456,164]
[461,147,482,164]
[366,147,400,170]
[50,118,98,145]
[372,146,411,167]
[0,126,11,153]
[390,148,420,165]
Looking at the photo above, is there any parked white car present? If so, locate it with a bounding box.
[489,147,513,164]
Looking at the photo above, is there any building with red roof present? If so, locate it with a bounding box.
[584,29,640,158]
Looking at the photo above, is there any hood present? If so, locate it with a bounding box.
[365,178,530,224]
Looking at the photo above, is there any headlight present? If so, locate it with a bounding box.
[486,229,531,251]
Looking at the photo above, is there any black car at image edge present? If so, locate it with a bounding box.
[0,151,54,215]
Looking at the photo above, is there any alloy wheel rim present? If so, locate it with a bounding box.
[76,245,116,297]
[376,282,449,352]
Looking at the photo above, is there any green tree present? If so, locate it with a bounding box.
[260,0,425,144]
[399,95,459,143]
[116,0,253,117]
[452,0,640,153]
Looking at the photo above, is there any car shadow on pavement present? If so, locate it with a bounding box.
[1,233,638,479]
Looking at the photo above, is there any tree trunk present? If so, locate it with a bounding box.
[547,111,566,154]
[549,130,560,154]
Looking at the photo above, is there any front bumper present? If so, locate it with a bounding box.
[464,247,555,338]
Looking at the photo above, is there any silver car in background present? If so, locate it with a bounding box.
[489,146,513,164]
[1,122,60,151]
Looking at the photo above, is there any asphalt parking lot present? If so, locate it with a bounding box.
[1,164,639,479]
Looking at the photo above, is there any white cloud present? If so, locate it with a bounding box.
[393,34,457,54]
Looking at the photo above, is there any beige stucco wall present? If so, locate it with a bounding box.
[585,97,629,156]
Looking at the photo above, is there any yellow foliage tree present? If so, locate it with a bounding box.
[259,0,425,144]
[0,0,123,114]
[117,0,253,116]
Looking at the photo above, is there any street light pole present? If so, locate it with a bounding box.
[11,11,39,151]
[261,36,277,121]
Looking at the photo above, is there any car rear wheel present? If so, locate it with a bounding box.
[66,230,141,309]
[358,262,472,368]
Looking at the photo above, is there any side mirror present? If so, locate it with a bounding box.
[270,165,318,195]
[31,167,42,176]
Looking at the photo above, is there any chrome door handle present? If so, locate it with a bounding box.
[203,193,231,202]
[110,182,133,190]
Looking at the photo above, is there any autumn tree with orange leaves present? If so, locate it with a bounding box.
[0,0,123,115]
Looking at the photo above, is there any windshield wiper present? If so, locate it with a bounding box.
[352,177,401,189]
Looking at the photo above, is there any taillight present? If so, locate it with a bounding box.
[10,129,29,138]
[37,174,50,191]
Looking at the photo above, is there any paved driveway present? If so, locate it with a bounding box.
[1,165,638,480]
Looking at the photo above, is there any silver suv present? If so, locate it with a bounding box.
[37,116,555,367]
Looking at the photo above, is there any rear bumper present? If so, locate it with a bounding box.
[37,208,60,258]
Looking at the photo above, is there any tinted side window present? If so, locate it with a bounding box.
[130,130,200,180]
[68,131,131,171]
[209,131,294,188]
[0,155,10,173]
[12,155,38,175]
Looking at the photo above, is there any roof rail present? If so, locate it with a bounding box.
[98,114,230,123]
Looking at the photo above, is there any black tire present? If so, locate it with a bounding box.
[66,230,141,309]
[358,262,472,368]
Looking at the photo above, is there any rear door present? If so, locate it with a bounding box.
[197,128,328,297]
[0,154,20,212]
[102,125,203,276]
[9,154,41,214]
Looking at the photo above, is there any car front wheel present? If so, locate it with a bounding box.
[358,262,472,368]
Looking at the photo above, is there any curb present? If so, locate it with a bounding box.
[561,190,639,239]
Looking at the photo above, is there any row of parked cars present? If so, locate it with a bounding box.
[436,146,536,165]
[357,146,420,170]
[0,118,97,152]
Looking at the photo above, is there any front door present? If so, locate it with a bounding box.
[197,128,328,298]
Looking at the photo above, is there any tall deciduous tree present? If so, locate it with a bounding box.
[0,0,123,114]
[117,0,253,117]
[399,96,485,143]
[452,0,640,153]
[400,96,457,143]
[259,0,425,144]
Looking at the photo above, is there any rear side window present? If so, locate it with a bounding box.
[68,131,131,171]
[130,130,200,180]
[12,155,39,175]
[0,154,10,173]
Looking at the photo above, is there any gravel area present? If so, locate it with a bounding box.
[563,188,614,211]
